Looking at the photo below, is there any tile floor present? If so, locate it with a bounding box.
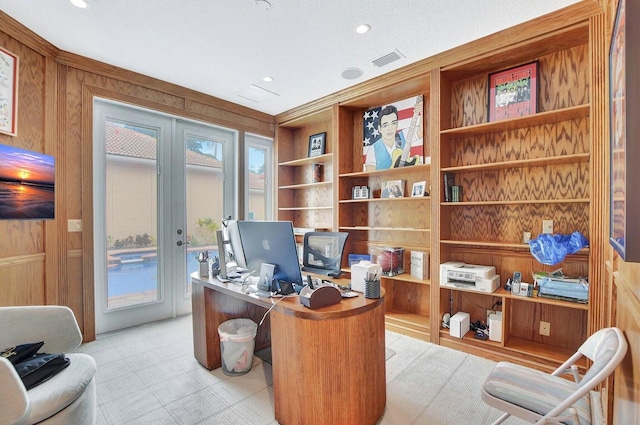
[80,314,526,425]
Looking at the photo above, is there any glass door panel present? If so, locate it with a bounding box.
[105,121,160,309]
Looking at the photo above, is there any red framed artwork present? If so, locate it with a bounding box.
[488,62,538,122]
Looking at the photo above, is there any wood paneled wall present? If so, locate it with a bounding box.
[1,1,638,423]
[0,11,275,342]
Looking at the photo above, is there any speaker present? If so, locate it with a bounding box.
[449,312,470,338]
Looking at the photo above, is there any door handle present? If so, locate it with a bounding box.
[176,240,190,247]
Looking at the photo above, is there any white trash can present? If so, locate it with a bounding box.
[218,318,258,376]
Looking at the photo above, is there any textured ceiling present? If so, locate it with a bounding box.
[0,0,580,115]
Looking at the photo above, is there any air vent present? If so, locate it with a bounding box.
[371,50,405,67]
[237,84,279,103]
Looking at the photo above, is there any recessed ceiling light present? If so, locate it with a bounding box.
[70,0,88,8]
[356,24,371,34]
[341,68,363,80]
[263,76,274,83]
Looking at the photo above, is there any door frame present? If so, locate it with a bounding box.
[92,98,237,333]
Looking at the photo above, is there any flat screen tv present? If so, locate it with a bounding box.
[0,143,55,219]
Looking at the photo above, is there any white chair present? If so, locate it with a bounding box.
[0,306,97,425]
[481,327,627,425]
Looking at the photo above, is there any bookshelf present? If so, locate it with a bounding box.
[432,23,592,371]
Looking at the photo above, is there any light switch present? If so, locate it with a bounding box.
[542,220,553,234]
[68,219,82,232]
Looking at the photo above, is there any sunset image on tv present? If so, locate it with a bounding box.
[0,143,55,219]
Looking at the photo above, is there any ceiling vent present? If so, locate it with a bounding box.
[371,50,405,67]
[237,84,279,103]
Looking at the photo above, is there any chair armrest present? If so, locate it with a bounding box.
[0,357,29,425]
[0,306,82,353]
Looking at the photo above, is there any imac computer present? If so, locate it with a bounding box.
[224,219,304,290]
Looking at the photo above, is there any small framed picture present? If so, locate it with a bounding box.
[360,186,370,199]
[411,181,426,197]
[308,132,326,157]
[381,180,405,199]
[352,186,361,199]
[488,61,538,122]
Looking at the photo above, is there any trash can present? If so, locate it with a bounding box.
[218,318,258,376]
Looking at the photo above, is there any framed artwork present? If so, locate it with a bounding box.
[362,95,424,171]
[411,181,426,197]
[0,46,19,136]
[308,132,326,157]
[381,180,404,199]
[488,61,538,122]
[0,143,55,219]
[609,0,640,262]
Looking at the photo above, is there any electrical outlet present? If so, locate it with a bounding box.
[486,310,497,324]
[542,219,553,234]
[67,219,82,232]
[539,321,551,336]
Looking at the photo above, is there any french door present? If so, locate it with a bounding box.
[93,99,236,334]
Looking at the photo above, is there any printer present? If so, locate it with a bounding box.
[440,261,500,293]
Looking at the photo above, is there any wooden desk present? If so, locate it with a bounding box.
[191,273,386,425]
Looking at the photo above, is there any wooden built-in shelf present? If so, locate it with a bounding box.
[340,196,430,204]
[440,104,590,136]
[340,226,430,233]
[438,332,586,370]
[279,153,333,167]
[339,164,430,179]
[278,205,333,211]
[385,310,430,341]
[439,286,589,311]
[440,239,589,252]
[441,198,589,206]
[279,181,332,190]
[498,287,588,310]
[383,273,430,285]
[441,153,590,173]
[506,336,587,369]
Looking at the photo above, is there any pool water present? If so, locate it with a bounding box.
[108,251,216,297]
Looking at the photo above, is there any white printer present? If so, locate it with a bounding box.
[440,261,500,293]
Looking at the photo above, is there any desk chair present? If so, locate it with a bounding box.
[301,231,348,276]
[481,327,627,425]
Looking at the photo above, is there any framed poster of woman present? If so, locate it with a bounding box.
[609,0,640,262]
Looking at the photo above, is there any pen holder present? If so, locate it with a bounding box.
[364,279,381,299]
[199,261,209,277]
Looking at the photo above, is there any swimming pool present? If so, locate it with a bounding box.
[107,250,217,297]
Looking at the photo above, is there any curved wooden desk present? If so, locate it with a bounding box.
[191,273,386,425]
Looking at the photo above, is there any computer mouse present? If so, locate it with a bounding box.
[327,270,342,278]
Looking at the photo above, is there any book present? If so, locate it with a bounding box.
[443,173,455,202]
[410,250,429,280]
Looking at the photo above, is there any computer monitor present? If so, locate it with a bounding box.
[301,232,349,277]
[224,220,303,287]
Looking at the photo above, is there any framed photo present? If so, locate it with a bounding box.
[308,132,326,157]
[411,181,426,197]
[360,185,369,199]
[352,186,361,199]
[381,180,404,199]
[609,0,639,262]
[0,46,19,136]
[488,61,538,122]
